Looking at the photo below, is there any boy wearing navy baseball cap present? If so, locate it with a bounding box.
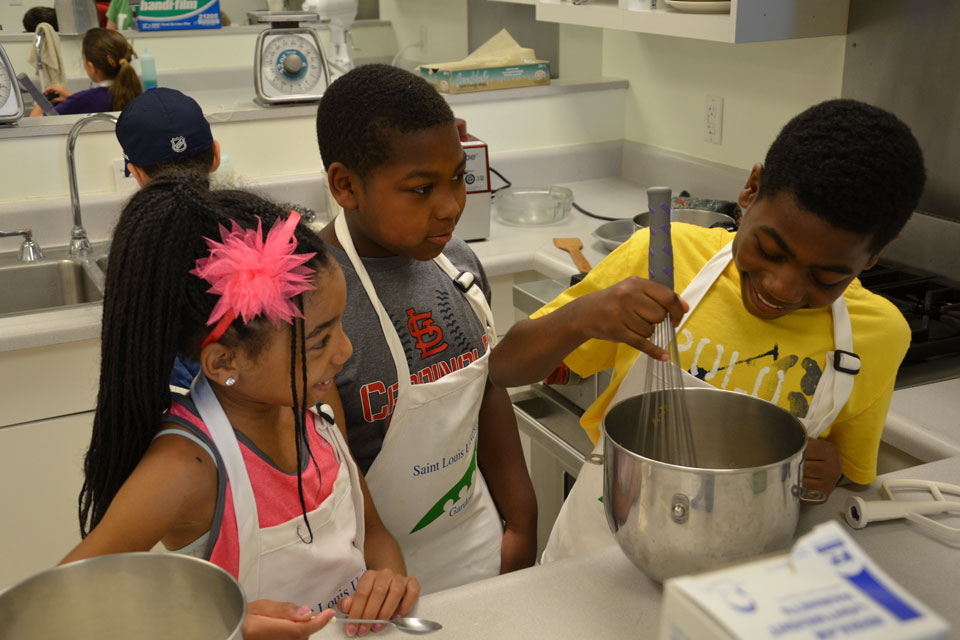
[116,87,220,186]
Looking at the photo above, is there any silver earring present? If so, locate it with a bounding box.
[225,377,236,386]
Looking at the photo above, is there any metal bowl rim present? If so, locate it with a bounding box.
[0,552,246,617]
[600,387,808,473]
[632,209,737,229]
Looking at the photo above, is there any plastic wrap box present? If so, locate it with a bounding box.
[137,0,221,31]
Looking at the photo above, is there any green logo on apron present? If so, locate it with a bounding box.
[410,446,478,534]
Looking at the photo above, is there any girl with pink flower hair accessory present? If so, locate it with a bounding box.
[68,181,420,640]
[191,210,317,349]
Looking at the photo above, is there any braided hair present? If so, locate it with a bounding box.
[79,179,330,540]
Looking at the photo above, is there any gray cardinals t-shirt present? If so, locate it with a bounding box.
[328,237,492,474]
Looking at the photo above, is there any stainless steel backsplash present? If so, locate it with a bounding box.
[843,0,960,225]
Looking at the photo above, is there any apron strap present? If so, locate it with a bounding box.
[333,214,498,395]
[802,295,859,438]
[334,214,414,397]
[676,241,734,332]
[430,252,497,345]
[191,375,262,596]
[311,405,367,553]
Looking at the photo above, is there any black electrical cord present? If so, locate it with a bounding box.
[489,166,512,194]
[488,166,619,220]
[572,201,618,221]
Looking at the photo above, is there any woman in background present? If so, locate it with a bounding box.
[30,27,142,116]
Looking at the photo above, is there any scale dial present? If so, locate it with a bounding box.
[0,43,25,125]
[254,28,330,104]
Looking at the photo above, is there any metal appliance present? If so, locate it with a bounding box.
[0,44,25,126]
[250,11,332,106]
[301,0,358,78]
[859,260,960,388]
[456,120,491,242]
[511,278,603,555]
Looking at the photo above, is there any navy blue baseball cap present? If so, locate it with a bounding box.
[116,88,214,167]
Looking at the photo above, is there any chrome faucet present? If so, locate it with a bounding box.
[67,113,118,256]
[0,229,44,262]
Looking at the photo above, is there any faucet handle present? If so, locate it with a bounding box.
[0,228,44,262]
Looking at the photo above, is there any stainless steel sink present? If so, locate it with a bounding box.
[0,254,106,317]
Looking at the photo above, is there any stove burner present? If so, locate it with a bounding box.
[859,262,960,384]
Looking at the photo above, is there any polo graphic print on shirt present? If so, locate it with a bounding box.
[676,332,823,419]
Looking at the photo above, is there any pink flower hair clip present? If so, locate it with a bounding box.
[191,210,317,349]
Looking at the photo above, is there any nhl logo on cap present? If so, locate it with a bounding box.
[116,88,214,167]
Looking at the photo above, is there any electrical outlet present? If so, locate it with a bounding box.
[704,95,723,145]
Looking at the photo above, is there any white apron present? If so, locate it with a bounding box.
[541,242,860,562]
[334,214,504,594]
[191,375,367,612]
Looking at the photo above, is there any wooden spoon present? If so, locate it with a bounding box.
[553,237,592,273]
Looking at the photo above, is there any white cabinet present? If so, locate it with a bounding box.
[535,0,848,43]
[0,412,93,590]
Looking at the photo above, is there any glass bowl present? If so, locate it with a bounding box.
[494,186,573,226]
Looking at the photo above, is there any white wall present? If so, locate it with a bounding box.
[379,0,468,66]
[1,0,52,34]
[601,30,847,170]
[0,85,626,206]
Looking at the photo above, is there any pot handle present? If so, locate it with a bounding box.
[797,485,828,504]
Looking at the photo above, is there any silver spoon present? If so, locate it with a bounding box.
[334,616,442,635]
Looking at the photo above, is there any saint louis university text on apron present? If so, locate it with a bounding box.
[542,242,861,562]
[334,214,504,594]
[191,375,367,611]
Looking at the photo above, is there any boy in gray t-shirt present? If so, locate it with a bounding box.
[315,64,536,596]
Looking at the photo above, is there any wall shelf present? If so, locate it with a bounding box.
[534,0,848,43]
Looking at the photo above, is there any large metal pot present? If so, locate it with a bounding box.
[0,553,245,639]
[633,208,737,231]
[601,387,820,583]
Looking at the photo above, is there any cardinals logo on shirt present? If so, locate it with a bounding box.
[407,308,448,358]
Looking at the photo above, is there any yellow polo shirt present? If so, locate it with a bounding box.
[533,223,909,484]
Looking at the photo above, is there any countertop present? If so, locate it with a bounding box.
[311,457,960,639]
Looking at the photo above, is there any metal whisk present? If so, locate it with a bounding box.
[638,187,698,467]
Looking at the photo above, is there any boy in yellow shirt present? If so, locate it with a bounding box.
[489,99,926,559]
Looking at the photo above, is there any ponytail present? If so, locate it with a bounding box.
[80,28,143,112]
[111,57,143,111]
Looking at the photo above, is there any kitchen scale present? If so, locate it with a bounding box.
[0,43,26,126]
[249,11,332,106]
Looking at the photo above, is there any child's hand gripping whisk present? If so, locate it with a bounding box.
[640,187,698,467]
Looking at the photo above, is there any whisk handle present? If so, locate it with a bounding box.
[647,186,674,290]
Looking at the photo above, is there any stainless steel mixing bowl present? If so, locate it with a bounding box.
[633,209,737,231]
[601,387,815,582]
[0,552,245,639]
